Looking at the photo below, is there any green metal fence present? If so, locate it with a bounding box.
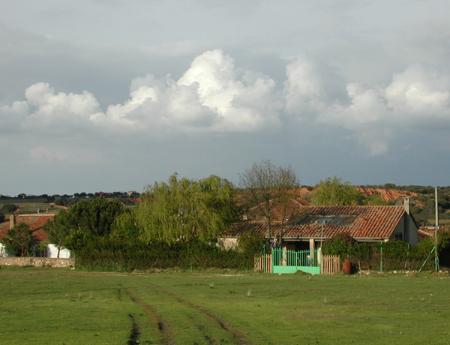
[271,248,320,275]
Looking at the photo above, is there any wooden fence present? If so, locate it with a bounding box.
[321,255,341,274]
[254,254,272,273]
[256,253,342,274]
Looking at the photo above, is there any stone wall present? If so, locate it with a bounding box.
[0,257,75,268]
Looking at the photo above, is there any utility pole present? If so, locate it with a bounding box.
[434,186,440,272]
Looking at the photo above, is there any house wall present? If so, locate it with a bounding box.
[217,237,238,250]
[0,257,74,268]
[391,214,418,245]
[47,244,71,259]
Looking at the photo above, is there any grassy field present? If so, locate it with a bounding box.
[1,268,450,345]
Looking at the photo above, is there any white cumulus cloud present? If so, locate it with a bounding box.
[1,51,450,156]
[285,59,450,154]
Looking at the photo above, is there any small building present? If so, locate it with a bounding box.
[0,214,71,258]
[224,200,418,252]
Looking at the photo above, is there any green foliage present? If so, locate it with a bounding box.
[66,198,125,237]
[322,233,357,257]
[321,232,449,271]
[49,198,126,250]
[75,240,252,271]
[45,210,71,256]
[135,174,237,244]
[110,210,141,243]
[238,231,266,255]
[363,194,386,205]
[311,177,363,206]
[3,223,37,256]
[1,204,18,214]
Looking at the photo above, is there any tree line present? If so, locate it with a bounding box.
[3,161,400,268]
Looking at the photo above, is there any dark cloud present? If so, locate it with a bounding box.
[0,1,449,194]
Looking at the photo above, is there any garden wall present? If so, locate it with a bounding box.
[0,257,75,268]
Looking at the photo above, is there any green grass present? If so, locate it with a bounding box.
[1,268,450,345]
[0,201,62,215]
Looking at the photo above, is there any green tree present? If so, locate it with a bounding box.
[65,198,125,236]
[110,210,141,243]
[3,223,36,256]
[238,231,266,256]
[1,204,18,214]
[311,177,363,206]
[45,210,71,258]
[50,198,125,250]
[135,174,237,244]
[240,160,298,243]
[363,194,386,205]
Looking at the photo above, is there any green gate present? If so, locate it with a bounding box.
[271,248,320,275]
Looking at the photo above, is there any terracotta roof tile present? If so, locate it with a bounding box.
[0,214,55,242]
[231,206,407,241]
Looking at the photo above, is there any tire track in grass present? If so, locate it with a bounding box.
[148,283,252,345]
[186,314,215,345]
[139,284,218,345]
[127,314,140,345]
[125,288,175,345]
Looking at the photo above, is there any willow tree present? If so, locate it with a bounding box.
[135,174,237,244]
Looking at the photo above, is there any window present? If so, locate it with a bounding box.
[394,232,403,241]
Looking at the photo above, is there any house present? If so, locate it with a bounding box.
[0,214,71,258]
[222,199,418,252]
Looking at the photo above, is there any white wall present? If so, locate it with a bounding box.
[217,237,238,250]
[0,242,6,257]
[47,244,71,258]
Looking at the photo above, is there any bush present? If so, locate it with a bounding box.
[1,204,18,214]
[238,231,266,256]
[322,233,356,257]
[74,240,253,271]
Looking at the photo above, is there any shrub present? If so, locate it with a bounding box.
[322,233,356,257]
[1,204,18,214]
[74,240,253,272]
[238,231,266,256]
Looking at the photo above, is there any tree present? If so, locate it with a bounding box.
[311,177,363,206]
[50,198,125,251]
[135,174,237,244]
[110,210,141,243]
[65,198,125,237]
[45,210,71,258]
[3,223,37,256]
[240,161,298,244]
[238,230,266,256]
[1,204,18,214]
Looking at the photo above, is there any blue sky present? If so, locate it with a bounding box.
[1,0,449,194]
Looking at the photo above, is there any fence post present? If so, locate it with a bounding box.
[380,242,383,273]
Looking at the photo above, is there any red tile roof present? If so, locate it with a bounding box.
[230,206,408,241]
[0,214,55,242]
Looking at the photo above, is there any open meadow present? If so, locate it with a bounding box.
[1,268,450,345]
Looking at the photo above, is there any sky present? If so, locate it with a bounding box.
[1,0,450,194]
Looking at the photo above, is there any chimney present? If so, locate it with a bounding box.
[403,197,410,214]
[9,214,15,230]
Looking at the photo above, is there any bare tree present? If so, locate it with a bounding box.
[240,161,298,246]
